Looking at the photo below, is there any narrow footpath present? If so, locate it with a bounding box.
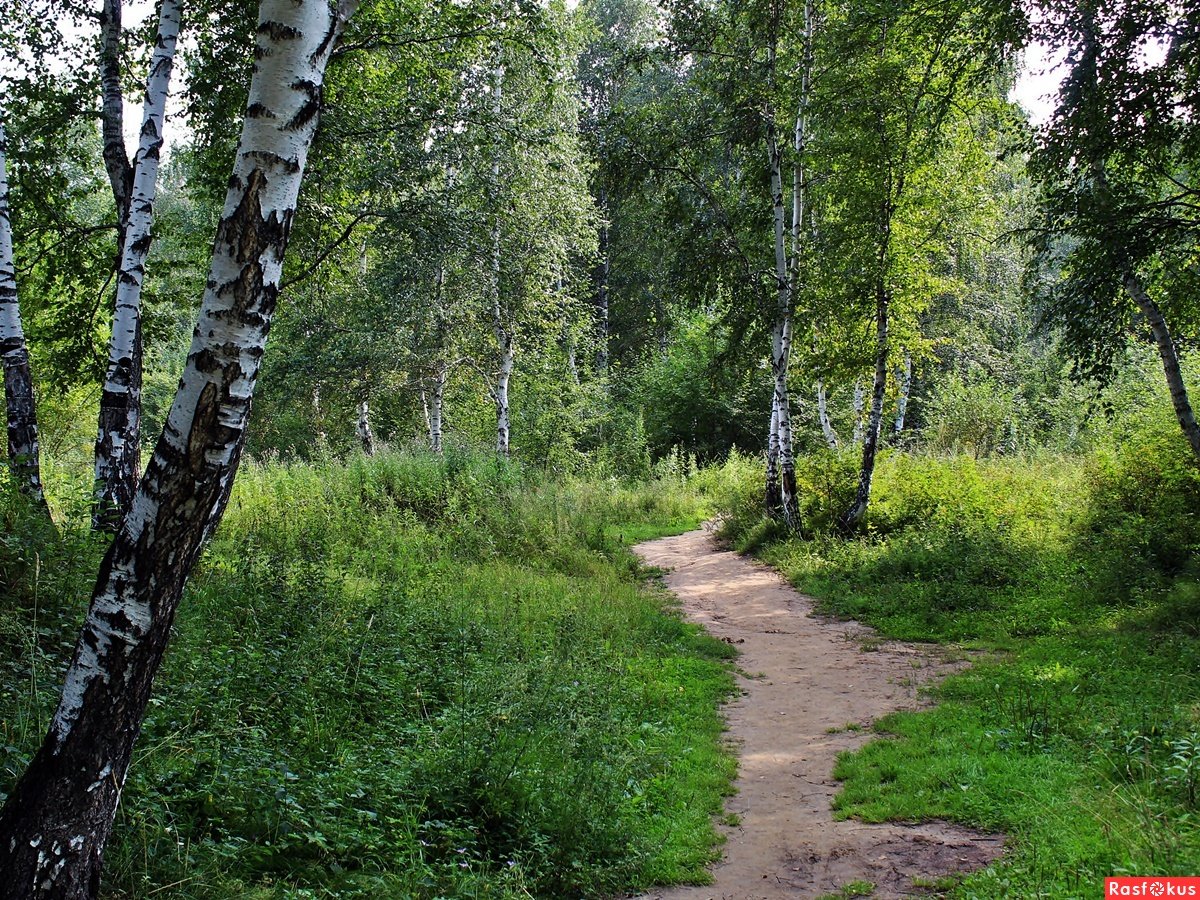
[635,528,1003,900]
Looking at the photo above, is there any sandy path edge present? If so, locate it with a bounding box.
[633,528,1004,900]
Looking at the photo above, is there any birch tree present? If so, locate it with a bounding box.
[1029,0,1200,460]
[819,0,1016,532]
[0,2,359,895]
[760,0,813,529]
[92,0,183,529]
[0,123,49,511]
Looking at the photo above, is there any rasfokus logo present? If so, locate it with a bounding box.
[1106,878,1200,896]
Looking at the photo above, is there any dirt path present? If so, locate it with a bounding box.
[635,528,1003,900]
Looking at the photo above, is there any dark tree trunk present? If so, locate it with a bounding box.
[0,2,358,895]
[98,0,132,229]
[840,285,889,534]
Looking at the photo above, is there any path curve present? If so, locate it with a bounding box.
[635,528,1003,900]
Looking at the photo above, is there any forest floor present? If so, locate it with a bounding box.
[634,527,1004,900]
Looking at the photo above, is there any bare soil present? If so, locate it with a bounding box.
[634,528,1003,900]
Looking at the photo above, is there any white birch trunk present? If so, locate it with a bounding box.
[356,400,375,456]
[490,56,513,459]
[0,4,359,894]
[595,187,610,374]
[93,0,183,530]
[0,125,48,511]
[816,378,839,449]
[428,258,447,453]
[765,389,780,512]
[1124,272,1200,460]
[893,349,912,435]
[428,365,446,454]
[762,33,798,529]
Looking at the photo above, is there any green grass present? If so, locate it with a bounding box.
[713,443,1200,898]
[0,449,734,898]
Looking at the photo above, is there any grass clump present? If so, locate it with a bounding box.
[713,427,1200,896]
[0,449,735,898]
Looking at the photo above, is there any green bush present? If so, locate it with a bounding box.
[1080,418,1200,602]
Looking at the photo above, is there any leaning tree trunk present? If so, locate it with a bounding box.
[840,286,890,533]
[0,125,49,512]
[1124,272,1200,460]
[0,3,358,895]
[92,0,182,531]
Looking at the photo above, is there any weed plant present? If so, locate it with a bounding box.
[0,449,734,898]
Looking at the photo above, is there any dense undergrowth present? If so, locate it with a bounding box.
[0,450,734,898]
[713,417,1200,897]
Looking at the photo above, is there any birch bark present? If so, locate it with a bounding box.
[893,349,912,434]
[816,378,838,449]
[428,264,447,454]
[490,58,513,459]
[92,0,182,530]
[595,187,610,374]
[765,390,781,512]
[0,3,358,895]
[0,125,48,511]
[761,18,800,530]
[1124,272,1200,459]
[98,0,132,229]
[356,400,375,456]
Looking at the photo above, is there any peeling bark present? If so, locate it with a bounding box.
[92,0,182,531]
[0,125,49,512]
[1125,272,1200,460]
[0,3,358,895]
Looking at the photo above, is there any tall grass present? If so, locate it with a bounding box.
[712,432,1200,897]
[0,449,734,898]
